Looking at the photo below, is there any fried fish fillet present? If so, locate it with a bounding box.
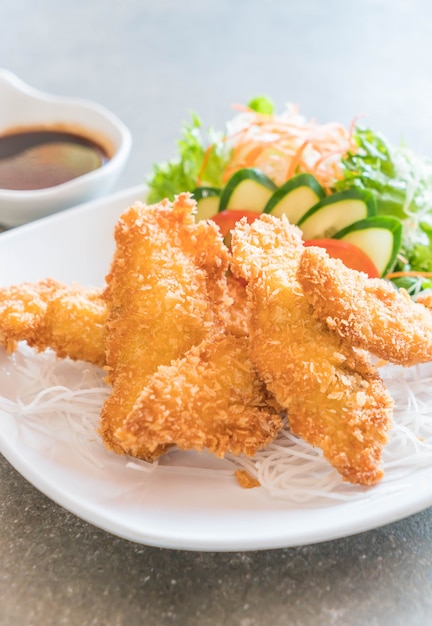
[100,193,230,459]
[298,246,432,367]
[0,279,106,366]
[117,333,282,458]
[230,215,393,486]
[224,273,249,337]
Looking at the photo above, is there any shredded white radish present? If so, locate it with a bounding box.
[1,343,432,504]
[226,362,432,502]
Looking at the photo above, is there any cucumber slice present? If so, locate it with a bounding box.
[263,173,325,222]
[218,168,277,214]
[192,187,221,221]
[297,189,377,240]
[333,216,402,276]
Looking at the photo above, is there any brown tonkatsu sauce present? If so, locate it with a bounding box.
[0,128,110,190]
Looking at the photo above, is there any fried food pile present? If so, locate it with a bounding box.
[100,194,281,461]
[1,194,432,487]
[230,217,394,486]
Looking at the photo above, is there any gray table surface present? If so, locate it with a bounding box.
[2,1,432,624]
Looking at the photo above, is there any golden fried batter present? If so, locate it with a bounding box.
[298,246,432,367]
[231,215,393,486]
[0,279,106,366]
[234,469,261,489]
[417,293,432,309]
[117,334,282,458]
[100,194,230,459]
[224,273,249,337]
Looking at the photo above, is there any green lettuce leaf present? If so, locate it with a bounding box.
[146,114,229,204]
[337,127,432,282]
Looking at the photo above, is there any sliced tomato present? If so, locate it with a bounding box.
[211,209,261,237]
[304,238,379,278]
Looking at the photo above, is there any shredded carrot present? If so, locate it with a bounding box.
[242,143,269,168]
[312,147,351,172]
[197,105,358,189]
[348,113,367,137]
[231,103,254,113]
[217,105,358,188]
[385,271,432,280]
[286,139,310,180]
[196,144,213,187]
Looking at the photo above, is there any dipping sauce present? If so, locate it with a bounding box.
[0,128,110,190]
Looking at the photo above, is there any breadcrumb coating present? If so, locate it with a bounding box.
[417,293,432,309]
[117,334,282,458]
[0,279,107,366]
[298,246,432,367]
[231,215,393,486]
[100,193,230,459]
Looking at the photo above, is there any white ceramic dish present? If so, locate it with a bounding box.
[0,69,131,227]
[1,185,432,552]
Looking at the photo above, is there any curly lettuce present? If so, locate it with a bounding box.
[146,97,276,204]
[146,114,229,204]
[336,127,432,291]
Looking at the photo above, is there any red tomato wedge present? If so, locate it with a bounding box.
[211,209,260,237]
[304,238,380,278]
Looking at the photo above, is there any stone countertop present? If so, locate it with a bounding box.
[2,1,432,624]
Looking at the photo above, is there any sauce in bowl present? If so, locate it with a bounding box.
[0,127,111,190]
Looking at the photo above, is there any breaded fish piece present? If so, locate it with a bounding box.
[101,193,230,459]
[298,246,432,367]
[0,279,106,366]
[117,333,282,458]
[230,215,393,486]
[224,273,249,337]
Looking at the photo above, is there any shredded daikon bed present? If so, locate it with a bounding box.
[1,342,432,504]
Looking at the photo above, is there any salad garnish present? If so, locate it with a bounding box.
[147,97,432,295]
[146,114,229,204]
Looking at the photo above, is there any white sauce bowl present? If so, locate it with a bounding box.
[0,69,132,227]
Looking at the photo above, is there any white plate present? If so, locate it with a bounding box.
[1,185,432,552]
